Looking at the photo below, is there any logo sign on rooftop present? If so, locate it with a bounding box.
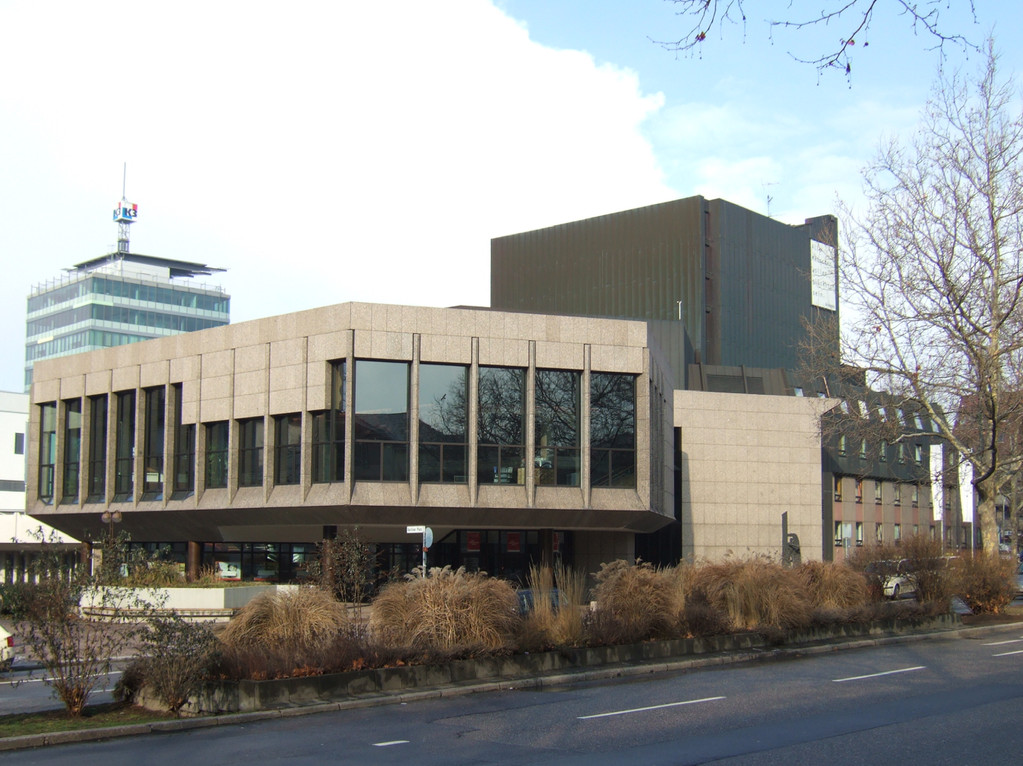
[113,201,138,223]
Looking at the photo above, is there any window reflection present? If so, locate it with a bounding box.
[114,390,135,501]
[274,413,301,485]
[419,363,468,483]
[238,418,264,487]
[312,360,345,483]
[590,373,636,488]
[535,369,581,486]
[38,402,57,504]
[477,367,525,485]
[62,399,82,503]
[354,360,409,481]
[205,421,229,489]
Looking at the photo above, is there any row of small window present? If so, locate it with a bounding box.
[833,399,940,433]
[37,361,638,504]
[836,435,925,464]
[833,477,927,506]
[28,276,229,315]
[834,522,970,547]
[27,304,227,338]
[26,329,154,362]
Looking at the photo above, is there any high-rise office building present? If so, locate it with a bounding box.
[24,196,229,389]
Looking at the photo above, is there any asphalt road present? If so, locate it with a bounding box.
[0,667,122,716]
[4,626,1023,765]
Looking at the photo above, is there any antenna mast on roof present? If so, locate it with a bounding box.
[112,162,138,255]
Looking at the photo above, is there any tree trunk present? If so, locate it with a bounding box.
[975,477,1001,554]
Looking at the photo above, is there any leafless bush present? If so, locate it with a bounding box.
[690,556,813,632]
[847,541,902,601]
[218,587,351,653]
[214,629,377,680]
[370,566,519,653]
[19,530,160,717]
[517,562,587,651]
[588,560,687,644]
[124,617,220,714]
[952,553,1016,614]
[796,561,869,610]
[899,535,956,605]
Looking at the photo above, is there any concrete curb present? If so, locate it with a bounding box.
[2,620,1020,752]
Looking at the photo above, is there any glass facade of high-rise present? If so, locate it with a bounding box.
[25,254,229,389]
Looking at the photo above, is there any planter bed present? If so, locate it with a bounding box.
[173,612,961,715]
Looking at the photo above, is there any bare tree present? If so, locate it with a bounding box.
[658,0,977,77]
[836,43,1023,552]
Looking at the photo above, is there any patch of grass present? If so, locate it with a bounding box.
[0,702,175,739]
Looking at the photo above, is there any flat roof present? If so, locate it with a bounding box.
[72,252,226,278]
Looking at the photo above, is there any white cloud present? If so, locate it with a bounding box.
[0,1,675,391]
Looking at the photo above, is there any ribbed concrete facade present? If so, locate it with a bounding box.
[27,303,681,576]
[675,390,829,561]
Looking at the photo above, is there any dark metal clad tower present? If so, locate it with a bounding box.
[490,196,837,386]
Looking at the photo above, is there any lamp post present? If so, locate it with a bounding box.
[100,510,122,573]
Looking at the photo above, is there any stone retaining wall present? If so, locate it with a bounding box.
[169,613,960,715]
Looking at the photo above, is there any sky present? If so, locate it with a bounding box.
[1,0,1019,393]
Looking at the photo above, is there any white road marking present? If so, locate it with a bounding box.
[373,740,410,747]
[578,696,725,720]
[5,670,122,685]
[992,649,1023,657]
[833,666,925,683]
[983,638,1023,646]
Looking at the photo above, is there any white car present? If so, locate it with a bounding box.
[865,559,917,599]
[0,625,13,672]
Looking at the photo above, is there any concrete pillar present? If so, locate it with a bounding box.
[540,529,555,568]
[79,541,93,576]
[186,540,202,582]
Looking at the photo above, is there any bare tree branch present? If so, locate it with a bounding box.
[656,0,978,78]
[836,42,1023,549]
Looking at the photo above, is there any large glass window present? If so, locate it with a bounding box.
[238,418,264,487]
[477,366,525,485]
[61,399,82,503]
[142,386,165,499]
[205,421,229,489]
[274,413,301,485]
[312,360,346,483]
[87,395,107,502]
[113,390,136,501]
[354,360,410,482]
[172,384,195,496]
[38,402,57,504]
[419,364,468,483]
[535,369,581,486]
[590,373,636,488]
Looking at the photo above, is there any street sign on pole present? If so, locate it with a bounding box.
[406,525,425,534]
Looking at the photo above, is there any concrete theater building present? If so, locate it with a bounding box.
[23,197,874,581]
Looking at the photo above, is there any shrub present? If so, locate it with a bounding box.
[370,566,519,653]
[796,561,869,610]
[0,581,35,616]
[17,529,161,717]
[899,535,956,606]
[306,529,375,607]
[218,587,351,653]
[952,553,1016,614]
[517,562,586,650]
[588,560,687,644]
[123,617,220,714]
[846,541,903,601]
[690,556,812,632]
